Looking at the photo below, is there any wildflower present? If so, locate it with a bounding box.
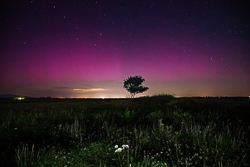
[115,148,123,153]
[122,144,129,149]
[175,131,179,135]
[115,145,118,149]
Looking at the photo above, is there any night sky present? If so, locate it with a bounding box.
[1,0,249,98]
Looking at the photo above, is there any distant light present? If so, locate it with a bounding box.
[249,96,250,98]
[14,97,25,100]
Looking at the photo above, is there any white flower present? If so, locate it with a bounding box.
[115,145,118,148]
[121,144,129,148]
[115,148,123,153]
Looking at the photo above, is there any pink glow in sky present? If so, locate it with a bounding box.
[1,0,249,98]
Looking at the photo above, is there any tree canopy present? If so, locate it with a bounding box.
[123,75,149,98]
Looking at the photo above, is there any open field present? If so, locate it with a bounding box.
[0,95,249,166]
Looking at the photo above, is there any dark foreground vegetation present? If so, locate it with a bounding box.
[0,94,249,166]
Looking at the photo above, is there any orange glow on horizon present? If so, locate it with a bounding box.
[56,97,65,99]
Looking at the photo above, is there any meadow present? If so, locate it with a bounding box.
[0,94,249,167]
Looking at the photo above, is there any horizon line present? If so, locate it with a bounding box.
[1,95,250,99]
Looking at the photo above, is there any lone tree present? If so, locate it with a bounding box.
[123,75,149,98]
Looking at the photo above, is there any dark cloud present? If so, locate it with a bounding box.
[54,86,71,90]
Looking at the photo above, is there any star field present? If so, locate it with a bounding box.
[0,0,249,98]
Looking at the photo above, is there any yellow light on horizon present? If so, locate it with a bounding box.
[14,97,25,100]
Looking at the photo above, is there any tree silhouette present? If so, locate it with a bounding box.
[123,75,149,98]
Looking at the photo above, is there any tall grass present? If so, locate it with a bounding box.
[0,95,249,166]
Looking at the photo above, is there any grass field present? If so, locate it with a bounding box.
[0,94,249,166]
